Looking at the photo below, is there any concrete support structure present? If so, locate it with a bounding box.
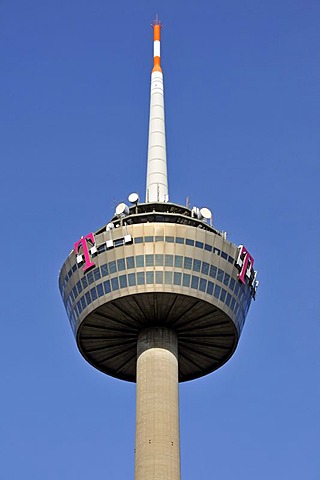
[135,328,180,480]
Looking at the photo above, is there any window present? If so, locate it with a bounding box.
[76,280,82,295]
[182,274,191,287]
[93,267,101,281]
[81,277,88,289]
[204,244,212,252]
[201,262,209,275]
[101,263,108,277]
[117,259,125,271]
[103,280,111,293]
[220,288,227,302]
[195,241,203,249]
[128,273,136,286]
[90,287,97,301]
[80,296,86,310]
[165,271,172,284]
[207,281,214,295]
[72,264,77,273]
[209,266,217,279]
[223,273,230,287]
[165,255,173,267]
[126,257,135,269]
[176,237,184,244]
[155,235,164,242]
[144,271,153,284]
[85,292,91,305]
[228,255,234,264]
[97,284,104,297]
[137,272,145,285]
[136,255,144,267]
[199,278,207,292]
[231,297,236,311]
[119,275,127,288]
[184,257,192,270]
[174,255,183,268]
[226,293,232,307]
[155,254,163,266]
[229,278,235,292]
[98,244,106,254]
[145,236,154,242]
[191,275,199,289]
[87,271,94,285]
[165,236,174,243]
[109,261,117,274]
[134,237,143,244]
[174,272,182,285]
[155,271,163,283]
[146,254,154,266]
[217,269,224,282]
[186,238,194,246]
[214,285,221,299]
[221,251,228,260]
[193,259,201,272]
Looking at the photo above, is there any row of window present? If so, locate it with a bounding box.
[64,254,250,309]
[59,234,235,296]
[65,270,250,335]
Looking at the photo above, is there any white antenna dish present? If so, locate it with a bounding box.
[200,207,212,220]
[106,222,114,231]
[128,192,139,204]
[115,203,129,217]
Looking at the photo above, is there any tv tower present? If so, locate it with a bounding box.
[59,17,258,480]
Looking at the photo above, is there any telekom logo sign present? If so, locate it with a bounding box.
[236,245,255,285]
[74,233,97,272]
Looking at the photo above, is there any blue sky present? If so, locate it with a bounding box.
[1,1,319,478]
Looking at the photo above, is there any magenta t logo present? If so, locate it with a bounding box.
[74,233,96,272]
[236,245,255,284]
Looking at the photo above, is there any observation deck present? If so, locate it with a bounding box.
[59,202,255,382]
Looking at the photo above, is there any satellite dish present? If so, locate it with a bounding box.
[128,192,139,204]
[200,207,212,220]
[106,222,114,231]
[115,203,130,217]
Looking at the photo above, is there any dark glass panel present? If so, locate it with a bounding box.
[199,278,207,292]
[111,277,119,291]
[184,257,192,270]
[155,254,164,266]
[182,274,191,287]
[101,264,108,277]
[117,259,125,271]
[146,254,154,266]
[174,272,182,285]
[126,257,135,269]
[136,255,144,267]
[193,259,201,272]
[137,272,145,285]
[174,255,183,268]
[108,261,117,274]
[128,273,136,286]
[146,271,154,284]
[103,280,111,293]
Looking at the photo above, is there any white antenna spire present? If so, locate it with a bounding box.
[145,16,169,203]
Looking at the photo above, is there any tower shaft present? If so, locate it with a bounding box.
[135,328,181,480]
[146,19,169,203]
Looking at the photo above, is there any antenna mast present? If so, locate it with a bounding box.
[145,15,169,203]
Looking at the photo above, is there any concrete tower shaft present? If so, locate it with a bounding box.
[135,328,180,480]
[146,18,168,203]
